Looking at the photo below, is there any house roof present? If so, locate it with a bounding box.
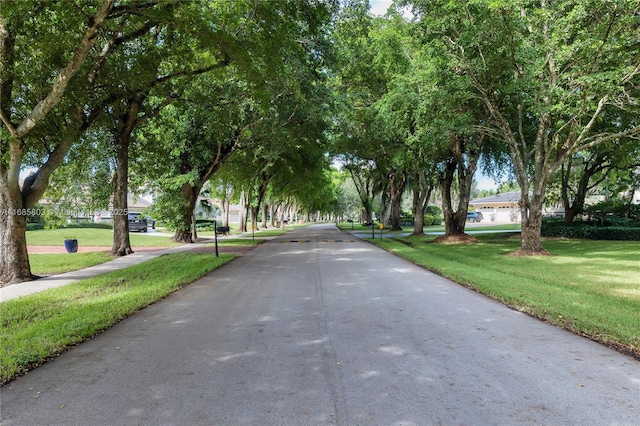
[470,191,521,204]
[128,194,152,209]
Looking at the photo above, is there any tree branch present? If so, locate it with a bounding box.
[15,0,115,137]
[88,21,159,84]
[0,108,18,139]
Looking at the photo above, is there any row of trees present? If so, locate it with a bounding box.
[1,0,638,284]
[0,0,338,283]
[330,0,639,251]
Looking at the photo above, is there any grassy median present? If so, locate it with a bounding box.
[370,234,640,359]
[1,251,235,385]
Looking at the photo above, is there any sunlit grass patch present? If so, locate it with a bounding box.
[29,251,114,275]
[371,234,640,358]
[27,228,180,247]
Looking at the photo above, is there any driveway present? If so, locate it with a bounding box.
[1,224,638,425]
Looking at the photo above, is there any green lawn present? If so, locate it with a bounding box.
[208,238,267,247]
[30,251,114,275]
[370,234,640,358]
[27,236,261,276]
[337,221,521,233]
[1,252,236,384]
[26,228,181,247]
[192,223,309,238]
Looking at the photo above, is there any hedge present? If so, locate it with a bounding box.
[542,221,640,241]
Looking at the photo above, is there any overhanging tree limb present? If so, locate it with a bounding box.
[14,0,115,137]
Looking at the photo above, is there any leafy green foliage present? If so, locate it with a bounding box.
[542,222,640,241]
[584,200,640,222]
[404,0,640,252]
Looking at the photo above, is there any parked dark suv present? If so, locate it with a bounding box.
[466,211,483,222]
[128,212,148,232]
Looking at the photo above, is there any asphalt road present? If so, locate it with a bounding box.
[1,224,638,425]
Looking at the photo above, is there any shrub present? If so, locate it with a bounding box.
[423,214,435,226]
[426,205,442,216]
[584,200,640,220]
[542,220,640,241]
[195,219,217,231]
[63,222,113,230]
[424,206,443,226]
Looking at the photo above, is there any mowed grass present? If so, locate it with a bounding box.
[26,228,181,247]
[30,251,114,275]
[337,221,522,233]
[371,234,640,358]
[1,251,236,384]
[26,228,177,276]
[27,233,260,276]
[211,238,267,247]
[198,223,311,238]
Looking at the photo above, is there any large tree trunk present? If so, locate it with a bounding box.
[239,191,249,232]
[1,158,35,284]
[521,217,545,252]
[0,188,35,284]
[520,200,547,253]
[111,93,147,256]
[561,154,610,224]
[439,133,479,237]
[411,172,432,236]
[250,176,270,231]
[347,165,374,225]
[413,203,424,235]
[218,197,229,227]
[0,105,87,282]
[172,183,200,243]
[223,198,231,227]
[216,184,235,228]
[111,133,133,256]
[250,206,259,231]
[261,203,268,228]
[440,160,466,235]
[389,169,407,231]
[269,204,276,227]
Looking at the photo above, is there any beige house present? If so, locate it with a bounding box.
[470,191,568,223]
[469,191,523,223]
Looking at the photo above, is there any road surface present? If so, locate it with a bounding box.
[1,224,638,425]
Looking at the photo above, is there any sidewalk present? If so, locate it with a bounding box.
[1,242,207,303]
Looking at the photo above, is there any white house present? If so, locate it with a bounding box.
[469,191,523,223]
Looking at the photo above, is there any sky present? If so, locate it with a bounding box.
[476,173,500,191]
[369,0,393,16]
[369,0,414,18]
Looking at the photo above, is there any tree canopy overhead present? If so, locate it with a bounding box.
[1,0,638,285]
[0,0,338,283]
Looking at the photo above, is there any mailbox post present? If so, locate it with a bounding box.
[213,220,219,257]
